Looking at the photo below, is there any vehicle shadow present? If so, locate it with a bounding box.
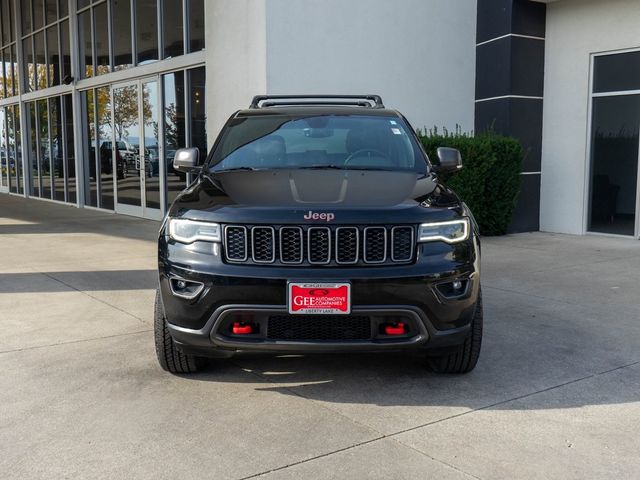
[184,290,640,412]
[186,346,640,412]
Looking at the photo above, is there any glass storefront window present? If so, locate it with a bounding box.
[12,105,22,194]
[111,0,133,71]
[112,0,133,70]
[78,9,93,78]
[33,0,45,31]
[0,107,6,189]
[73,0,204,77]
[97,86,114,209]
[162,66,206,209]
[83,89,98,207]
[0,49,6,99]
[22,0,33,36]
[1,0,13,45]
[163,70,186,206]
[9,45,16,96]
[188,0,204,53]
[38,99,52,199]
[20,0,69,88]
[23,37,35,92]
[188,66,206,157]
[34,30,46,89]
[143,80,161,209]
[45,0,58,25]
[60,20,70,82]
[5,105,21,194]
[137,0,159,64]
[51,97,65,202]
[3,46,14,97]
[28,102,39,197]
[22,95,76,204]
[163,0,184,59]
[594,51,640,94]
[46,25,59,87]
[64,94,76,203]
[94,2,110,75]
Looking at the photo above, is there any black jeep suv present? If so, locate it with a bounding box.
[155,95,482,374]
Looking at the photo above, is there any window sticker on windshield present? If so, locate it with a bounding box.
[391,128,403,135]
[389,120,398,125]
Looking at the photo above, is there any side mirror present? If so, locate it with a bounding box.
[173,147,201,173]
[433,147,463,174]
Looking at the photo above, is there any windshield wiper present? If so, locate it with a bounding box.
[212,166,260,172]
[298,165,346,170]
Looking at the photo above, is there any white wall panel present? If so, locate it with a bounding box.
[205,0,268,143]
[264,0,476,132]
[541,0,640,234]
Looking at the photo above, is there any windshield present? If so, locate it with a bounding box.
[208,114,428,173]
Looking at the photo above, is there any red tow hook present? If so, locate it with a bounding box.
[232,322,253,335]
[385,323,406,335]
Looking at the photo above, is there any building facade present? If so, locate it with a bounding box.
[1,0,639,239]
[0,0,206,220]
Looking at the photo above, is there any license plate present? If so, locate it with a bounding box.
[288,282,351,315]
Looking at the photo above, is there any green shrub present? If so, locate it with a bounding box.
[417,128,523,236]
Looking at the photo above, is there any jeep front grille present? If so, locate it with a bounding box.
[223,225,415,266]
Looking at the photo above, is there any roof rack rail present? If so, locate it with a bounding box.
[250,95,385,109]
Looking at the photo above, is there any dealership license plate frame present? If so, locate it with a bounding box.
[287,282,352,315]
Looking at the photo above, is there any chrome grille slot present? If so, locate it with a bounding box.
[224,226,248,261]
[364,227,387,263]
[308,227,331,264]
[280,227,304,264]
[391,226,414,262]
[251,227,275,263]
[336,227,359,264]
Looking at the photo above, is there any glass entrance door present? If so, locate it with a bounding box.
[113,78,162,220]
[589,51,640,238]
[588,95,640,237]
[0,108,8,193]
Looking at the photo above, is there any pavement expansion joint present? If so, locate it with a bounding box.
[35,268,151,326]
[383,357,640,439]
[233,361,385,436]
[236,357,640,480]
[235,362,483,480]
[0,330,152,355]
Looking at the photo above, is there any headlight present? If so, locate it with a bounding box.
[168,218,221,243]
[418,218,469,244]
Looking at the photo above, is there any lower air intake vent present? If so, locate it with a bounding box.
[267,315,371,341]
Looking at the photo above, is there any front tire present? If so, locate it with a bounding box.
[154,288,202,373]
[427,290,483,374]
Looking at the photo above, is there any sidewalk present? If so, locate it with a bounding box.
[1,194,639,479]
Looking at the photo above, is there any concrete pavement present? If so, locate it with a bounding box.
[1,194,639,479]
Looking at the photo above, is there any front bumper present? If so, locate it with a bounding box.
[167,304,473,356]
[158,234,481,355]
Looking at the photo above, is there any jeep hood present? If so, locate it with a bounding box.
[205,169,436,207]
